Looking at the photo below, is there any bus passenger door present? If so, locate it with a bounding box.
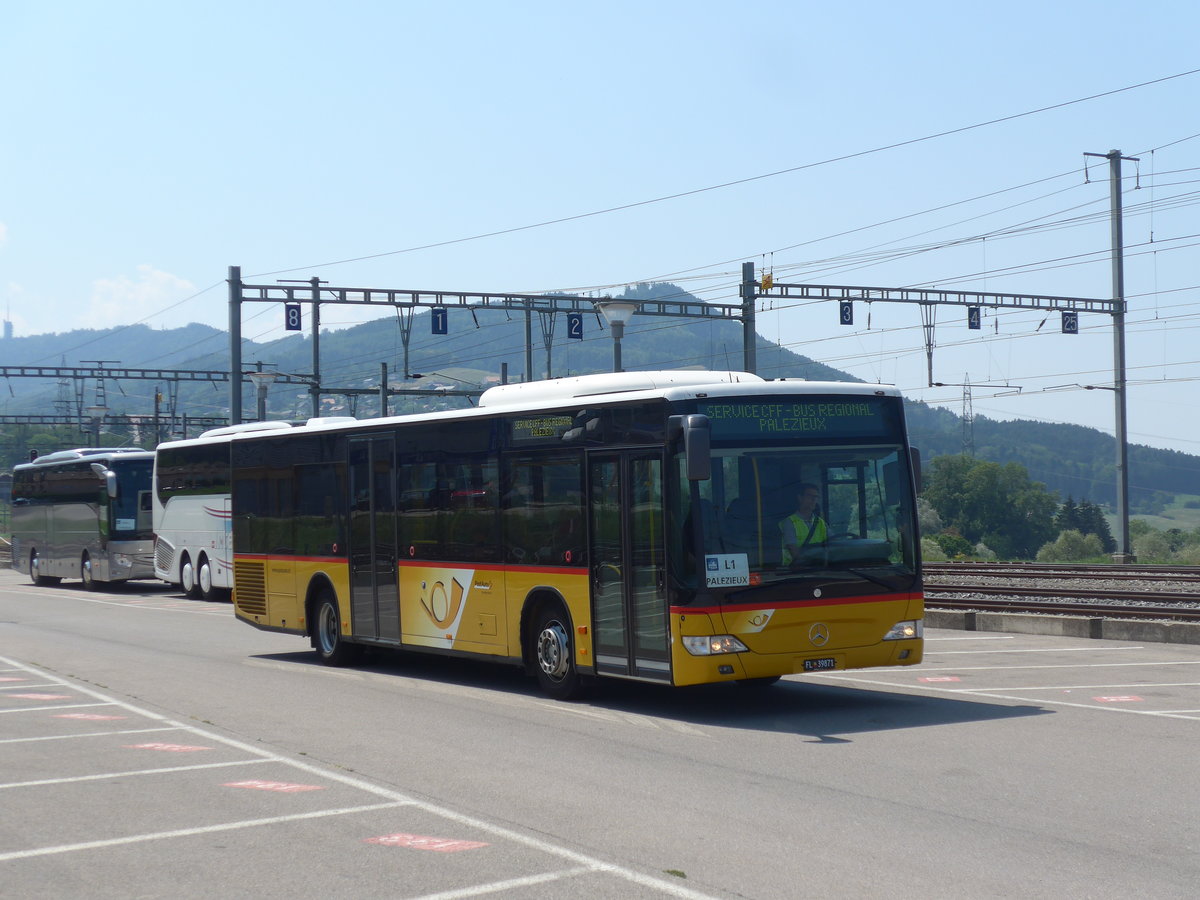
[348,437,399,642]
[588,452,670,682]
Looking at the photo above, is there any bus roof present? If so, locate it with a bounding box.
[206,370,902,444]
[15,448,154,471]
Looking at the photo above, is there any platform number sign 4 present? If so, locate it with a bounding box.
[968,306,981,330]
[284,302,302,331]
[1061,311,1078,334]
[431,307,448,335]
[567,312,583,340]
[839,301,853,325]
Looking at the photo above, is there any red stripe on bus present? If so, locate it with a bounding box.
[675,592,923,615]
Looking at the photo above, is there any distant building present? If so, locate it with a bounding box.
[3,321,11,340]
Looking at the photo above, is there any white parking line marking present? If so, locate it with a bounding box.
[927,646,1144,655]
[0,803,411,862]
[0,759,273,791]
[950,682,1200,692]
[0,727,181,745]
[0,702,122,714]
[410,867,597,899]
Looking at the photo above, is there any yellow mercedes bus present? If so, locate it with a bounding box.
[229,371,923,698]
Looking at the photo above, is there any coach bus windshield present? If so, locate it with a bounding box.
[672,395,918,594]
[109,459,154,539]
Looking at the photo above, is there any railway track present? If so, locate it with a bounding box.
[924,561,1200,622]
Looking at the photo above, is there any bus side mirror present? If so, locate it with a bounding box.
[90,463,119,499]
[668,414,711,482]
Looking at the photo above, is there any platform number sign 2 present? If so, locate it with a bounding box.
[839,301,853,325]
[431,307,448,335]
[566,312,583,340]
[1061,311,1079,334]
[284,303,302,331]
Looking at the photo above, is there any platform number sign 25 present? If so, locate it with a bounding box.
[284,303,302,331]
[1061,311,1079,334]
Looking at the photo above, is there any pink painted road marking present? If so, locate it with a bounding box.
[0,677,28,682]
[10,693,72,700]
[919,676,961,683]
[224,780,325,793]
[1094,696,1144,703]
[365,833,489,852]
[123,743,213,752]
[54,713,127,720]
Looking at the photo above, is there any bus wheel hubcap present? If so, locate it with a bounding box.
[537,621,569,681]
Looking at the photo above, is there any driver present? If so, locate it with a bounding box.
[780,483,827,566]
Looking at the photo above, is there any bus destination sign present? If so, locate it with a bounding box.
[510,415,575,444]
[698,397,894,439]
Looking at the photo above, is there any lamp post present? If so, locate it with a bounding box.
[246,370,279,422]
[84,405,108,447]
[594,300,638,373]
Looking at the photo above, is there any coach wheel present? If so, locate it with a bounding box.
[197,558,215,602]
[314,590,358,667]
[80,553,98,591]
[532,602,583,700]
[180,556,198,598]
[30,550,60,587]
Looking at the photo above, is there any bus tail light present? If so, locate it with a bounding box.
[682,635,749,656]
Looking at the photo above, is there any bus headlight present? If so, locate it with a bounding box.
[883,619,923,641]
[682,635,749,656]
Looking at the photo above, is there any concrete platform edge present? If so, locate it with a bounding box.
[925,609,1200,645]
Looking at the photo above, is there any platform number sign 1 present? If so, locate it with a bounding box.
[566,312,583,340]
[1061,311,1079,334]
[967,306,981,330]
[431,307,448,335]
[839,301,853,325]
[284,303,302,331]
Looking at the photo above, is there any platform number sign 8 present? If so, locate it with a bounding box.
[1061,311,1078,334]
[284,303,302,331]
[567,312,583,340]
[431,307,448,335]
[839,301,853,325]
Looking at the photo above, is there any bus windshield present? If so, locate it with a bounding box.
[110,459,153,539]
[674,441,917,593]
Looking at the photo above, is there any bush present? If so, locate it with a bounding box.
[920,537,947,561]
[934,532,974,559]
[1037,529,1104,562]
[973,542,997,561]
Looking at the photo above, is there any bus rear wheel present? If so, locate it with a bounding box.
[314,591,358,666]
[197,558,216,602]
[532,603,583,700]
[30,550,60,587]
[180,556,199,598]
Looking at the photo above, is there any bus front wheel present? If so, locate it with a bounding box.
[80,553,98,591]
[30,550,60,587]
[314,591,358,667]
[532,603,583,700]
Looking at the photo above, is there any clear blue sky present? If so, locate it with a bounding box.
[3,1,1199,458]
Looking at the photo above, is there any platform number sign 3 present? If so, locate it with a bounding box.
[431,307,448,335]
[839,301,853,325]
[284,303,302,331]
[567,312,583,340]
